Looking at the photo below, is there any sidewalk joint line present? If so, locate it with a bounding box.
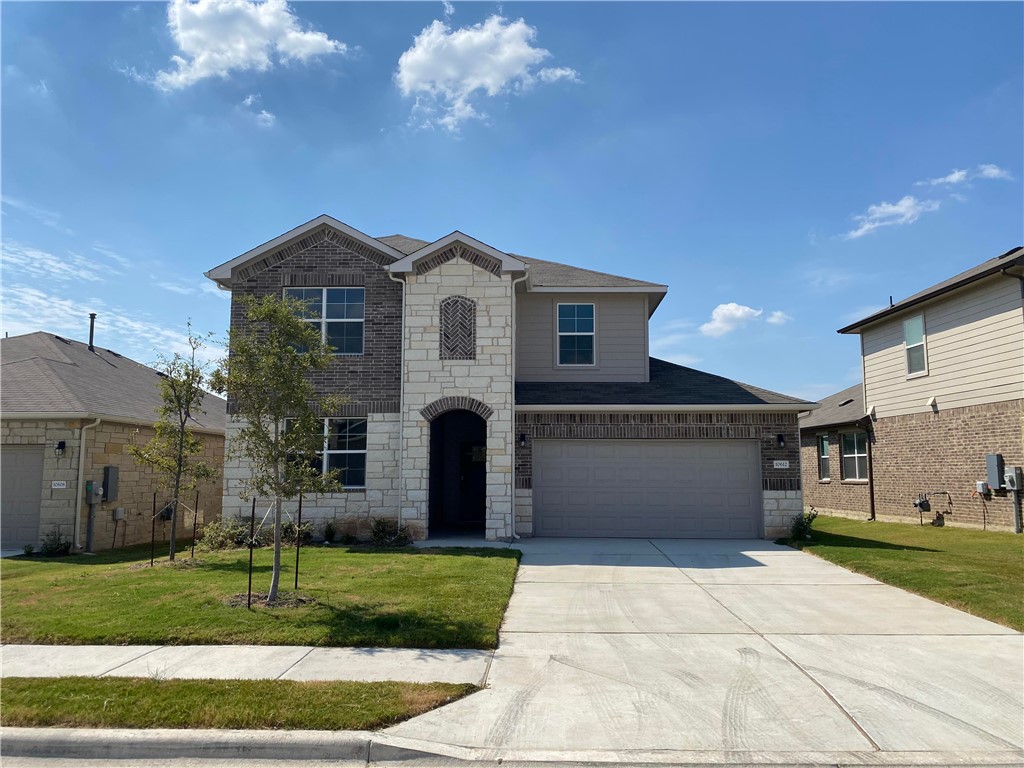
[275,646,316,680]
[98,645,164,677]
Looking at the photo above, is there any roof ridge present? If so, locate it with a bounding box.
[514,253,667,288]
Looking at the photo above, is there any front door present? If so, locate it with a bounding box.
[429,410,486,533]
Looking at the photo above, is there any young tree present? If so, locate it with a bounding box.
[209,294,342,604]
[129,324,218,562]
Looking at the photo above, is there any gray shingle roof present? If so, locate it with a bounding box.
[376,234,666,290]
[516,358,813,407]
[0,332,226,433]
[838,246,1024,333]
[798,383,865,430]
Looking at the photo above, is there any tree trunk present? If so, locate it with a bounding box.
[168,422,187,562]
[267,494,283,603]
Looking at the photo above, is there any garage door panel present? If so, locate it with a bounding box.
[533,439,761,539]
[1,446,44,549]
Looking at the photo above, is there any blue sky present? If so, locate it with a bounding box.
[2,1,1021,400]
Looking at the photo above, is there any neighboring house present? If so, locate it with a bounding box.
[799,383,873,520]
[205,215,814,541]
[805,246,1023,531]
[0,331,226,552]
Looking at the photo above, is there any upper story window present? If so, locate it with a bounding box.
[285,288,364,355]
[557,303,595,366]
[841,431,868,481]
[903,314,927,377]
[818,435,830,481]
[439,296,476,360]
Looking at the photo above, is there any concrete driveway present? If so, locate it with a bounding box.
[388,537,1023,763]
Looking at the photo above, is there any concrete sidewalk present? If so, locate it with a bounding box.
[0,644,492,685]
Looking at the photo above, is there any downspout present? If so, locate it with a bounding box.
[73,417,102,550]
[509,272,529,540]
[387,271,407,533]
[1001,268,1023,534]
[862,417,876,521]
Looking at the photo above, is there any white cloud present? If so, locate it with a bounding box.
[0,284,224,366]
[254,109,276,127]
[442,0,454,19]
[395,15,579,131]
[242,93,259,107]
[699,303,762,337]
[29,80,51,98]
[977,163,1013,180]
[916,168,968,186]
[92,244,132,269]
[1,241,104,283]
[156,277,230,300]
[239,93,276,128]
[1,196,74,236]
[766,310,792,325]
[150,0,346,91]
[845,195,940,240]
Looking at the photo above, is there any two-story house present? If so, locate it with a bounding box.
[800,246,1024,531]
[206,215,813,541]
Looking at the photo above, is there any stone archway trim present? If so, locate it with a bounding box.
[421,396,493,422]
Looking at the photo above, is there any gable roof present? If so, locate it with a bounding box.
[206,215,408,288]
[387,231,527,274]
[838,246,1024,334]
[798,383,865,430]
[516,357,815,411]
[0,332,226,433]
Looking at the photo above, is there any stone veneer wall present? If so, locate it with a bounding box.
[799,431,872,519]
[513,411,802,539]
[1,419,223,550]
[869,400,1023,530]
[400,256,514,540]
[221,413,401,538]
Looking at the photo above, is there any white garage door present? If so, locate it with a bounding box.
[533,439,762,538]
[1,446,44,549]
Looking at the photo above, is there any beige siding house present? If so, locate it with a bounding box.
[821,246,1024,531]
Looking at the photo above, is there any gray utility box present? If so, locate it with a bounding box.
[986,454,1005,489]
[102,465,119,502]
[1005,467,1023,491]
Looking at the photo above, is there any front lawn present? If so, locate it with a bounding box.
[0,544,519,648]
[0,677,475,730]
[790,515,1024,631]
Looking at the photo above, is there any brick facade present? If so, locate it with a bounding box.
[800,430,872,519]
[871,400,1023,530]
[1,418,223,550]
[514,411,803,538]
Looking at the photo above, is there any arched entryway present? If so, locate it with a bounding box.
[428,410,487,534]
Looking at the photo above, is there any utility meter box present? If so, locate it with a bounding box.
[102,466,119,502]
[976,481,990,495]
[986,454,1005,489]
[1005,467,1023,491]
[113,507,125,521]
[84,480,103,504]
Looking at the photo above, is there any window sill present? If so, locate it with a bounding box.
[841,479,869,485]
[905,371,929,380]
[818,479,831,484]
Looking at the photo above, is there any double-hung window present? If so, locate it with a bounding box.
[557,303,595,366]
[287,418,367,489]
[818,435,830,481]
[285,287,365,355]
[903,314,927,377]
[841,432,868,481]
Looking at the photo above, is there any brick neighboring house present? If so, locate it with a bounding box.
[206,215,815,542]
[803,246,1024,532]
[0,331,226,552]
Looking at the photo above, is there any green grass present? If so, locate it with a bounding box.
[0,544,519,648]
[0,677,476,730]
[790,515,1024,631]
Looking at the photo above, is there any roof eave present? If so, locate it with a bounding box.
[516,402,818,413]
[0,411,226,435]
[389,231,526,274]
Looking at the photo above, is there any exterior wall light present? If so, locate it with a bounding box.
[54,440,66,457]
[776,434,786,449]
[519,433,528,448]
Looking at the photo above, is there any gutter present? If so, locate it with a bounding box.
[516,403,818,414]
[508,272,530,540]
[73,417,101,550]
[0,412,225,437]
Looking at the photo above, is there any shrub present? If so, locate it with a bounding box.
[39,526,72,557]
[339,532,358,545]
[791,508,818,540]
[369,518,411,547]
[281,520,313,545]
[198,518,269,551]
[322,520,336,544]
[22,544,34,556]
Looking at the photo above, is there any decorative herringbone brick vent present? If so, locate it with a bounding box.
[439,296,476,360]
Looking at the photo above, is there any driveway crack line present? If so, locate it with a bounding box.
[647,539,882,752]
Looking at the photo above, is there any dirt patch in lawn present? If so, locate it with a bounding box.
[225,592,318,609]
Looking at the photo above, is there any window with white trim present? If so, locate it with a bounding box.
[287,418,367,488]
[557,303,595,366]
[818,435,830,480]
[903,314,927,376]
[841,431,868,481]
[284,287,364,355]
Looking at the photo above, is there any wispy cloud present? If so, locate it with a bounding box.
[699,303,763,337]
[916,163,1014,186]
[916,168,968,187]
[92,244,132,269]
[1,196,74,236]
[239,94,276,127]
[844,195,940,240]
[155,277,230,300]
[977,163,1013,181]
[766,310,792,325]
[1,241,105,282]
[0,284,224,365]
[442,0,454,19]
[802,266,855,292]
[395,15,579,131]
[136,0,346,91]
